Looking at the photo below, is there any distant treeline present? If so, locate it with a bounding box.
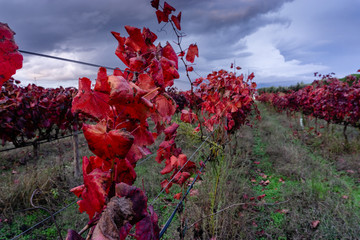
[258,74,360,94]
[257,82,308,94]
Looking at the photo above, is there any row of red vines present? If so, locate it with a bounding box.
[0,79,82,148]
[1,23,82,149]
[257,74,360,129]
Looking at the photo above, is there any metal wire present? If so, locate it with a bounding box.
[0,132,83,153]
[159,154,211,238]
[19,50,118,71]
[10,200,77,240]
[18,49,191,83]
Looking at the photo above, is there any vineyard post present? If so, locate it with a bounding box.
[72,117,80,178]
[33,140,39,159]
[343,122,349,148]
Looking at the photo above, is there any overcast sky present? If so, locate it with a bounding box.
[1,0,359,89]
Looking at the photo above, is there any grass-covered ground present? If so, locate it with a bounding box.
[1,104,359,239]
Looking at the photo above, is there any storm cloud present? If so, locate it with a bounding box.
[1,0,359,89]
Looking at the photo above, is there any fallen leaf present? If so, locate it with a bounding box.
[275,209,289,214]
[173,192,182,200]
[259,180,270,186]
[311,220,320,229]
[257,194,266,201]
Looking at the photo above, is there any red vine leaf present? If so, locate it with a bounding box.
[124,26,147,52]
[162,42,178,69]
[115,183,148,225]
[151,0,160,9]
[164,122,179,137]
[108,75,146,105]
[149,58,165,87]
[129,56,146,72]
[160,57,179,87]
[171,12,182,31]
[185,44,199,63]
[160,179,173,194]
[163,2,176,16]
[180,109,198,123]
[155,139,175,163]
[155,10,169,23]
[119,223,133,240]
[142,27,157,45]
[138,73,157,91]
[173,192,182,200]
[135,206,160,240]
[172,171,191,185]
[114,158,137,185]
[71,156,110,219]
[94,67,110,94]
[92,196,135,240]
[83,121,134,160]
[161,154,194,175]
[112,31,130,67]
[72,77,110,120]
[248,72,255,81]
[154,93,176,123]
[0,23,23,88]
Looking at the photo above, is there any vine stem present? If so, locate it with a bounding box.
[167,15,206,139]
[30,189,63,240]
[143,87,160,98]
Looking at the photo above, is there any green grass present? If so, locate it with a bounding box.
[248,103,360,239]
[2,103,360,239]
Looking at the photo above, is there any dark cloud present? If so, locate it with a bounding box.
[6,0,357,89]
[1,0,154,52]
[1,0,293,53]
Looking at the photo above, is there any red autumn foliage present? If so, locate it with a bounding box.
[171,12,182,30]
[181,69,259,133]
[83,121,134,160]
[257,74,360,129]
[0,79,83,148]
[72,77,110,120]
[186,44,199,63]
[67,2,195,238]
[0,22,23,88]
[173,192,182,200]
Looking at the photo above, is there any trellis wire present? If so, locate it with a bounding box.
[0,131,83,153]
[10,200,77,240]
[19,50,118,71]
[18,49,191,83]
[159,154,211,238]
